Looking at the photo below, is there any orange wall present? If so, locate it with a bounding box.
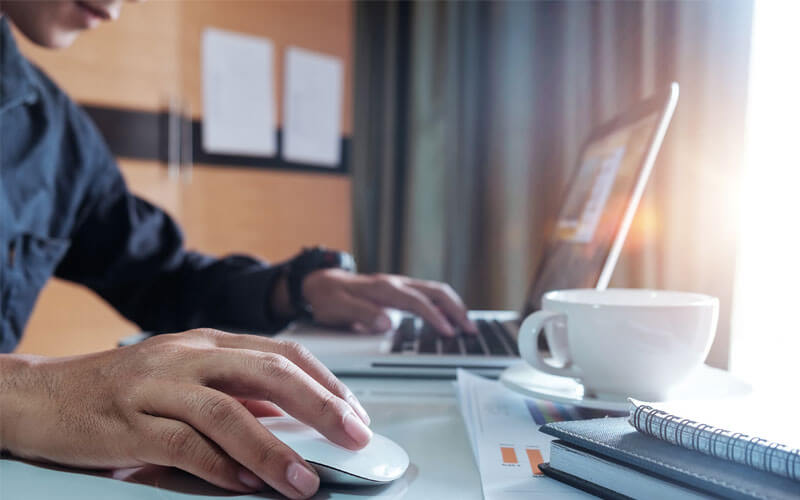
[14,0,353,131]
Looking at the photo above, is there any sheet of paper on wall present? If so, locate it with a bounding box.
[283,46,343,167]
[202,28,276,157]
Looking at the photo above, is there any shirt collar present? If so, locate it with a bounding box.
[1,17,40,113]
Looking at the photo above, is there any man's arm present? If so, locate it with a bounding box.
[54,163,476,336]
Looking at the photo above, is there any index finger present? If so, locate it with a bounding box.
[350,278,455,336]
[184,349,372,450]
[407,280,477,334]
[210,332,370,425]
[144,383,320,499]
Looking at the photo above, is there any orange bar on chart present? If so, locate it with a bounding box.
[526,448,544,475]
[500,446,518,464]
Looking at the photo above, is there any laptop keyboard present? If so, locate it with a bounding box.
[389,318,520,357]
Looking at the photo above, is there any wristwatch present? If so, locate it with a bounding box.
[286,246,357,319]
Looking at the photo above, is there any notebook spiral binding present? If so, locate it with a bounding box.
[630,404,800,483]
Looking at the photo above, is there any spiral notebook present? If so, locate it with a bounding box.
[629,398,800,482]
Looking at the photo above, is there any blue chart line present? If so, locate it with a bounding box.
[526,399,547,425]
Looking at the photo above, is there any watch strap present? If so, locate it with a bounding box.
[286,247,356,319]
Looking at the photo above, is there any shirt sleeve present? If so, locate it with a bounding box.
[54,114,291,335]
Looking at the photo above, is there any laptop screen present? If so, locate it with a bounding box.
[523,109,664,315]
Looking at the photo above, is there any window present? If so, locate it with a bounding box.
[730,0,800,388]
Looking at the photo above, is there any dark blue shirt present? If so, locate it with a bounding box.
[0,20,287,353]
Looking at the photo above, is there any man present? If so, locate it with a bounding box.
[0,1,475,498]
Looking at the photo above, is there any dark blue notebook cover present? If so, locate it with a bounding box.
[540,417,800,500]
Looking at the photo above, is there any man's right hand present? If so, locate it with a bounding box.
[0,329,373,499]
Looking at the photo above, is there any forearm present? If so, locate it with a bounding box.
[158,252,295,333]
[66,249,296,335]
[0,354,43,454]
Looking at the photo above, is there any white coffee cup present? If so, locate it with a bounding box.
[517,288,718,401]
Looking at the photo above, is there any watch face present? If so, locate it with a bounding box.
[339,252,357,273]
[316,248,356,273]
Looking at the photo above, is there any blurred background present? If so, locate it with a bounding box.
[12,0,798,389]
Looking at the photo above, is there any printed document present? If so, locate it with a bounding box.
[456,369,592,499]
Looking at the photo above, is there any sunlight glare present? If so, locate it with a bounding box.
[730,0,800,389]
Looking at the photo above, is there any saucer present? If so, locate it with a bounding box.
[499,361,752,411]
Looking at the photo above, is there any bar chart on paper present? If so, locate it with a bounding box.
[494,395,597,478]
[499,445,544,476]
[457,369,594,499]
[525,448,544,476]
[500,446,518,466]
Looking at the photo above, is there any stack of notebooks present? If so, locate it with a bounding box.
[539,400,800,499]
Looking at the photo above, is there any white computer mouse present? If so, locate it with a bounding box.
[258,416,410,486]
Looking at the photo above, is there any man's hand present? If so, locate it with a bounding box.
[0,329,372,499]
[302,270,478,336]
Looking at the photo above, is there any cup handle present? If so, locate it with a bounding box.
[518,310,582,378]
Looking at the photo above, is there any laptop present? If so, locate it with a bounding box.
[275,83,679,378]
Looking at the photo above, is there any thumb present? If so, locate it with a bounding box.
[321,293,391,333]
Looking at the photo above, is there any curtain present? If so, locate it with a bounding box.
[353,0,753,368]
[352,0,412,273]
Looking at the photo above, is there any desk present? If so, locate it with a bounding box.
[0,378,483,500]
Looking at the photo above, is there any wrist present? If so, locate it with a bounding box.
[269,272,295,320]
[285,247,356,320]
[0,354,44,452]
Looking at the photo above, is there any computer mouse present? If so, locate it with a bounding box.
[258,416,410,486]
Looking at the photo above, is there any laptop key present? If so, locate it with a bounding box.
[456,336,468,355]
[462,333,486,355]
[391,317,418,353]
[486,320,515,355]
[477,319,509,355]
[390,333,403,353]
[417,323,438,353]
[494,320,519,356]
[441,335,461,354]
[401,317,418,338]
